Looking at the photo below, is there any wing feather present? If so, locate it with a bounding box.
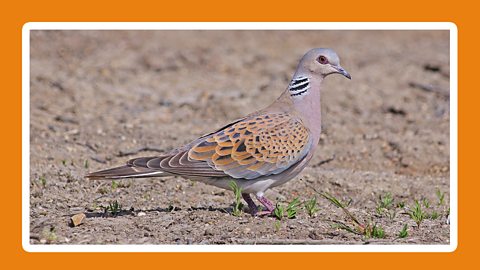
[188,112,312,179]
[125,113,311,180]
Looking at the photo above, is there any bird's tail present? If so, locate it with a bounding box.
[85,165,165,180]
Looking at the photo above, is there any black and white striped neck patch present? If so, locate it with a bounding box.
[288,75,310,97]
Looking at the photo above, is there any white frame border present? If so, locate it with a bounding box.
[22,22,458,253]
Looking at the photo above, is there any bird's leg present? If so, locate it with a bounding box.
[242,193,258,216]
[256,195,275,216]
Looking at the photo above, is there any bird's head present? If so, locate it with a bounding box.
[299,48,351,80]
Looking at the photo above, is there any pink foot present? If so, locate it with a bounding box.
[256,195,275,216]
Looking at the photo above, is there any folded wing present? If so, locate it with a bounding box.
[129,113,312,180]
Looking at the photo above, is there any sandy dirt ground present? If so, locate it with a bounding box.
[29,30,450,245]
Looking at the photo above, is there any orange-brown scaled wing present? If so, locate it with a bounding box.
[188,113,312,179]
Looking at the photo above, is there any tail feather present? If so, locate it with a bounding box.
[86,165,165,180]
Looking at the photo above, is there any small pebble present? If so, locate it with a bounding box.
[70,213,86,227]
[204,228,214,236]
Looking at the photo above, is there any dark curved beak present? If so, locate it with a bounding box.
[335,66,351,80]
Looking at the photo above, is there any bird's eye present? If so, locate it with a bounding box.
[318,55,329,64]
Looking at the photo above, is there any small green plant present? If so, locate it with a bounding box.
[378,192,394,209]
[273,198,300,220]
[398,224,408,238]
[62,160,67,166]
[38,176,47,188]
[333,221,385,239]
[368,224,385,239]
[273,203,285,220]
[105,200,122,216]
[274,220,281,231]
[331,222,359,235]
[229,181,243,216]
[430,211,440,220]
[84,159,89,169]
[321,192,348,209]
[436,189,445,205]
[397,201,405,208]
[304,197,320,217]
[385,209,397,220]
[409,200,426,228]
[376,192,397,220]
[42,226,57,243]
[286,198,300,219]
[422,198,430,208]
[321,192,365,234]
[111,180,119,190]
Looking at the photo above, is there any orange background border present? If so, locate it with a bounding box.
[4,0,473,268]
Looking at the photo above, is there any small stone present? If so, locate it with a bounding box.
[243,227,251,234]
[70,213,86,227]
[137,212,146,217]
[308,230,320,240]
[204,228,214,236]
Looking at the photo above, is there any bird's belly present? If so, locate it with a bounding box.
[196,177,281,195]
